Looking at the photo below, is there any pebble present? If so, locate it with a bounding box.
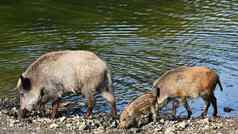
[160,118,165,124]
[110,120,117,128]
[164,127,176,134]
[177,121,188,129]
[78,122,87,130]
[66,123,72,128]
[2,110,8,114]
[59,116,66,123]
[0,98,238,133]
[203,118,210,123]
[203,125,209,130]
[49,123,58,129]
[154,126,163,132]
[9,119,15,127]
[94,127,105,134]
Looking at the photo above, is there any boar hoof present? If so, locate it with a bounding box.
[84,112,92,118]
[50,113,56,119]
[199,112,208,119]
[187,112,192,119]
[18,109,28,119]
[212,114,220,119]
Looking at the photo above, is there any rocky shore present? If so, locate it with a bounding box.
[0,98,237,134]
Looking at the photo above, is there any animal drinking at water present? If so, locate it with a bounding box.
[118,92,157,129]
[16,50,117,118]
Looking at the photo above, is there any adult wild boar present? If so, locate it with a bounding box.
[118,92,157,129]
[152,66,223,118]
[16,50,117,118]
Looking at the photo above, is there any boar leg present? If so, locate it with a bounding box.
[38,103,47,117]
[85,95,94,118]
[210,94,218,117]
[101,91,117,118]
[201,96,211,117]
[150,105,157,122]
[157,97,168,117]
[172,100,180,118]
[183,99,192,118]
[51,99,61,118]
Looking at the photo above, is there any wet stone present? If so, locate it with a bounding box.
[0,98,237,133]
[177,121,188,129]
[160,118,165,124]
[165,127,176,134]
[78,122,87,130]
[59,116,66,123]
[49,123,58,129]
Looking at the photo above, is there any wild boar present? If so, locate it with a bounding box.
[16,50,117,118]
[118,92,157,129]
[152,66,223,118]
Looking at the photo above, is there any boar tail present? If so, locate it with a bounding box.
[217,77,223,91]
[106,69,113,93]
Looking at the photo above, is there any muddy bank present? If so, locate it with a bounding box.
[0,98,238,134]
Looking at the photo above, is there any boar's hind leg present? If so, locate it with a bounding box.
[101,91,117,118]
[210,93,218,117]
[85,95,94,118]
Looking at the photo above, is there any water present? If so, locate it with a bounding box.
[0,0,238,117]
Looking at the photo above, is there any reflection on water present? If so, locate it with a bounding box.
[0,0,238,117]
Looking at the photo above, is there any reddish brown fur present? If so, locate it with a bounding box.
[118,92,157,129]
[152,66,223,118]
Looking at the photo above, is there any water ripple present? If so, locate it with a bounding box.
[0,0,238,117]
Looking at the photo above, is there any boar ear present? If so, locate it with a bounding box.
[20,75,31,91]
[152,86,160,97]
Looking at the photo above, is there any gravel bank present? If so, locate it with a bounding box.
[0,98,237,134]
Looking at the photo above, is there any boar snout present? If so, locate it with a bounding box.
[118,123,126,129]
[118,116,136,129]
[118,116,129,129]
[118,120,129,129]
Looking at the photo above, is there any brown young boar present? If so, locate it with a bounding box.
[152,66,223,118]
[118,92,157,129]
[16,50,116,118]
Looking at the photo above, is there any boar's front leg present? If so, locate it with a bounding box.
[101,91,117,118]
[183,100,192,118]
[51,98,61,118]
[174,98,192,118]
[172,99,180,118]
[150,105,157,122]
[84,95,94,118]
[38,103,47,117]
